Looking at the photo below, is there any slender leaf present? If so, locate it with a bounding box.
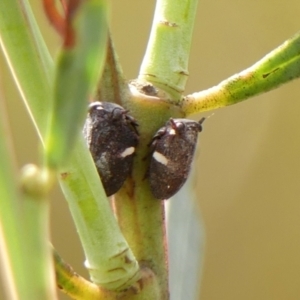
[45,0,109,169]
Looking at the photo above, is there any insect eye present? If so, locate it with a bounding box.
[175,122,185,132]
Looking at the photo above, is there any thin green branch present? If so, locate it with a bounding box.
[139,0,199,101]
[53,248,115,300]
[183,31,300,115]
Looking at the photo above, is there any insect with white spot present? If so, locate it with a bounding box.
[83,102,139,196]
[148,117,205,200]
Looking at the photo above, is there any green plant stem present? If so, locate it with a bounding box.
[45,0,108,169]
[0,0,140,293]
[0,100,55,300]
[139,0,199,100]
[0,101,29,299]
[114,188,167,300]
[183,31,300,115]
[21,165,57,299]
[53,248,115,300]
[55,245,161,300]
[0,0,52,139]
[112,92,183,299]
[60,138,140,291]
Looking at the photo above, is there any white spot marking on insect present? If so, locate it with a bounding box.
[169,128,176,135]
[120,147,135,157]
[153,151,168,165]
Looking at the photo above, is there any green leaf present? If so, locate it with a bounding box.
[45,0,109,169]
[0,0,53,138]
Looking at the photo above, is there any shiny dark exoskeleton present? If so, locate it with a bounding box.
[148,117,205,200]
[83,102,139,196]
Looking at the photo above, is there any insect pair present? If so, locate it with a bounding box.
[83,102,205,200]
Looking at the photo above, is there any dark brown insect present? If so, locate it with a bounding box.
[148,118,205,200]
[83,102,139,196]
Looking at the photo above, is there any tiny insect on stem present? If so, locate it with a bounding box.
[148,117,206,200]
[83,102,139,196]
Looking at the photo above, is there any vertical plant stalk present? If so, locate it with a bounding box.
[0,100,28,299]
[112,1,200,298]
[20,165,57,299]
[114,185,168,300]
[139,0,199,100]
[60,138,140,291]
[111,95,183,299]
[1,0,141,294]
[0,0,53,138]
[0,90,56,299]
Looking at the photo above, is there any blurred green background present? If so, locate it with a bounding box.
[1,1,300,299]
